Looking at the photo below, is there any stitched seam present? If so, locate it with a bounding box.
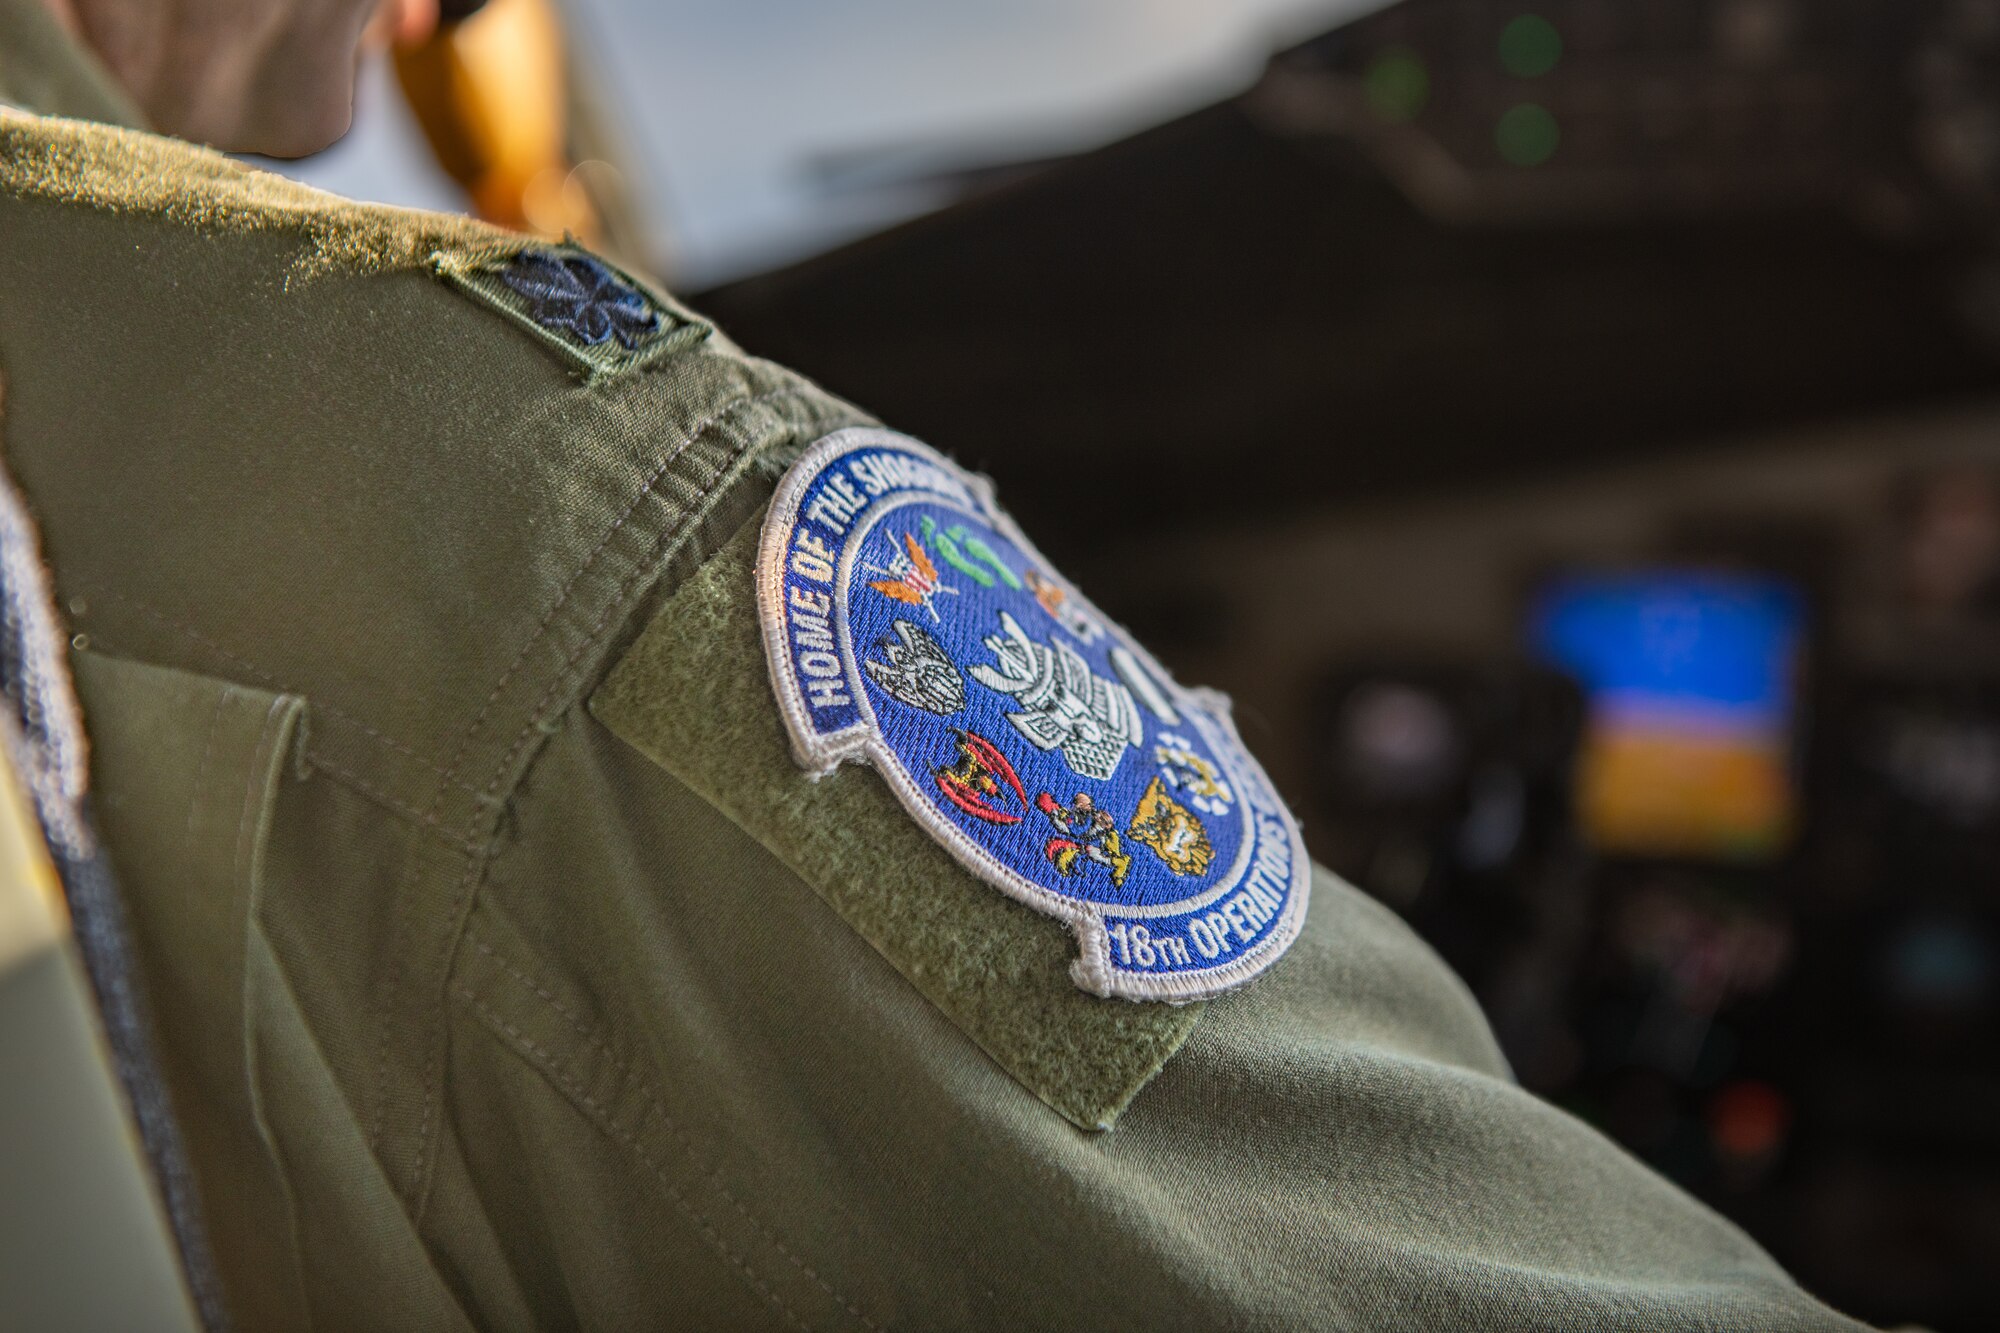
[406,407,759,1163]
[467,935,883,1332]
[300,752,484,858]
[396,390,764,1160]
[425,386,806,811]
[382,387,784,1163]
[73,586,474,788]
[475,389,817,814]
[452,984,813,1333]
[401,387,815,1208]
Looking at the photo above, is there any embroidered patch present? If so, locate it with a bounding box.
[758,429,1309,1001]
[432,242,709,378]
[499,250,661,348]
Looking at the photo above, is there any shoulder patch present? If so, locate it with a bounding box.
[758,429,1309,1001]
[432,242,709,378]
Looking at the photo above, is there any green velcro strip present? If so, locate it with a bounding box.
[589,513,1202,1130]
[431,241,711,381]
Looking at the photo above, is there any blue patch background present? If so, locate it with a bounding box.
[772,440,1299,989]
[844,499,1249,909]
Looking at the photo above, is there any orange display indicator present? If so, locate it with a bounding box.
[1529,571,1803,862]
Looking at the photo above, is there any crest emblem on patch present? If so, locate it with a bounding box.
[758,429,1309,1001]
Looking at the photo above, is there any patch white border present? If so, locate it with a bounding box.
[757,428,1309,1003]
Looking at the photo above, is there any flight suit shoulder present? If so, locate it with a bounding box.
[0,108,861,800]
[0,106,502,276]
[0,112,1876,1333]
[0,112,878,1311]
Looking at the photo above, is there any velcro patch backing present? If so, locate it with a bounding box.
[590,515,1201,1131]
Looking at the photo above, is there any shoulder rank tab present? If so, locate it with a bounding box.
[432,241,708,378]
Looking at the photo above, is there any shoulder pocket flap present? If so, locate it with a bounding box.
[69,651,313,1326]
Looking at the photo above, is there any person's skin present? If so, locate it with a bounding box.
[36,0,438,157]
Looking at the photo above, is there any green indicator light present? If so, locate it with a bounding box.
[1496,103,1559,165]
[1363,47,1430,122]
[1499,14,1562,77]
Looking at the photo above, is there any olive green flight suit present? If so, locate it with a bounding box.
[0,11,1873,1329]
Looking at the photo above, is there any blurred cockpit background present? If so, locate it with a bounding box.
[278,2,2000,1326]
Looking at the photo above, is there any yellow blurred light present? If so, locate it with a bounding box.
[1577,727,1793,859]
[393,0,601,241]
